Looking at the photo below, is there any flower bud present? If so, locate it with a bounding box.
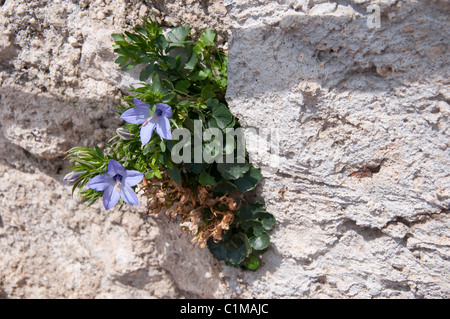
[116,127,132,140]
[63,170,85,186]
[76,151,91,158]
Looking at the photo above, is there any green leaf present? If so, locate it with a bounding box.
[200,29,216,47]
[238,202,266,221]
[234,166,262,192]
[111,33,125,42]
[184,52,198,70]
[145,170,155,179]
[115,56,129,67]
[161,92,176,103]
[185,163,208,174]
[94,146,104,158]
[124,31,142,43]
[134,162,142,171]
[162,56,178,69]
[212,179,238,194]
[190,69,212,81]
[155,35,168,51]
[227,245,248,267]
[252,223,265,236]
[162,79,174,91]
[166,25,191,48]
[121,61,139,71]
[198,172,217,187]
[168,167,182,184]
[175,80,190,93]
[151,73,162,93]
[207,239,227,261]
[154,169,162,179]
[143,142,157,155]
[209,101,233,129]
[139,64,154,81]
[226,234,251,267]
[160,140,166,152]
[244,255,260,271]
[201,85,216,100]
[259,213,276,231]
[223,136,235,155]
[249,232,270,250]
[217,162,250,180]
[193,42,204,55]
[134,26,148,37]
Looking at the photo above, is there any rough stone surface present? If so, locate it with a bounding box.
[1,0,449,299]
[0,0,229,299]
[225,0,450,298]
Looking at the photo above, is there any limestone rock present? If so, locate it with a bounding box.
[0,0,448,299]
[0,0,229,299]
[224,0,449,298]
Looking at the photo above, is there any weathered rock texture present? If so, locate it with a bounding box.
[0,0,229,298]
[0,0,449,298]
[225,0,450,298]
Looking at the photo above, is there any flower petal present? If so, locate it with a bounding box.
[103,186,120,210]
[121,103,150,125]
[120,184,139,206]
[133,98,149,109]
[156,103,173,118]
[107,159,126,177]
[125,170,144,187]
[87,174,113,191]
[140,118,157,145]
[155,116,172,140]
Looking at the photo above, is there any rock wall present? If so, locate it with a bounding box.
[225,0,450,298]
[1,0,449,298]
[0,0,229,299]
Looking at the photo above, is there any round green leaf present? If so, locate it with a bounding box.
[238,202,265,221]
[199,172,217,186]
[211,103,233,129]
[260,213,276,231]
[234,166,262,192]
[249,232,270,250]
[185,162,208,174]
[168,167,181,184]
[207,239,227,261]
[226,234,251,267]
[166,25,191,49]
[212,179,238,194]
[217,162,250,180]
[244,255,260,271]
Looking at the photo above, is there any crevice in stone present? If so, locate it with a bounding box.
[337,218,386,242]
[401,208,449,226]
[429,93,450,105]
[380,278,412,293]
[348,158,386,178]
[0,133,66,176]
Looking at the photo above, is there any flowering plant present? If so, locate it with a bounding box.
[65,18,274,270]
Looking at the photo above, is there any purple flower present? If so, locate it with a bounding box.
[120,98,172,145]
[87,159,144,210]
